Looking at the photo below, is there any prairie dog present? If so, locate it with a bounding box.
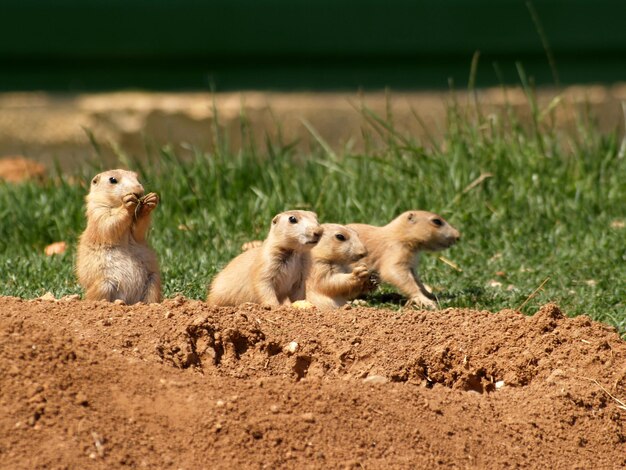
[305,224,370,309]
[76,169,161,304]
[348,211,460,309]
[207,210,323,306]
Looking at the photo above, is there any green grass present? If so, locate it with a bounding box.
[0,90,624,335]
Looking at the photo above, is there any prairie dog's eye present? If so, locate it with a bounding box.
[109,177,118,184]
[288,216,298,224]
[431,218,443,227]
[335,233,346,241]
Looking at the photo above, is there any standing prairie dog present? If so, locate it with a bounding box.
[305,224,371,309]
[207,210,323,306]
[76,169,162,304]
[348,211,460,309]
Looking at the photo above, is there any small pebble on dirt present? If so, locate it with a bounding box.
[301,412,315,423]
[292,300,315,309]
[284,341,299,355]
[363,375,389,385]
[75,392,89,406]
[172,295,186,306]
[28,384,44,396]
[192,315,207,326]
[270,404,280,414]
[38,292,56,302]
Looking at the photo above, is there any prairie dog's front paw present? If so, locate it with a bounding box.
[123,193,140,210]
[136,192,159,217]
[141,192,159,209]
[352,264,370,282]
[407,296,437,310]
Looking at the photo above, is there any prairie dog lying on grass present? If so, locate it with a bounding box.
[348,211,460,309]
[304,224,371,309]
[76,169,161,304]
[207,210,323,306]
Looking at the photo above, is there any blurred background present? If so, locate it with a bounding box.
[1,0,626,169]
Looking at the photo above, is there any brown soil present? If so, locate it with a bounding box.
[1,296,625,469]
[0,157,46,183]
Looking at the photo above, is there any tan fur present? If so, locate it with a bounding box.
[76,169,162,304]
[305,224,370,309]
[207,210,323,306]
[241,240,263,251]
[348,210,460,309]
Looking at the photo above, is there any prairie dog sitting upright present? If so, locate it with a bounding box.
[76,169,161,304]
[305,224,370,309]
[348,211,460,309]
[207,210,323,306]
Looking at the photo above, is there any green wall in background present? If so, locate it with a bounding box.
[1,0,625,91]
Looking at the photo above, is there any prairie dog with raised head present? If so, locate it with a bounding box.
[348,210,460,309]
[76,169,161,304]
[208,210,323,306]
[305,224,370,309]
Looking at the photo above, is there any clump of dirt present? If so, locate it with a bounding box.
[1,296,624,468]
[0,156,46,183]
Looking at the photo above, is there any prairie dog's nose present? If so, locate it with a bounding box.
[310,226,323,241]
[132,184,145,198]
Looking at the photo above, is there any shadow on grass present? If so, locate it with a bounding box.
[364,286,487,307]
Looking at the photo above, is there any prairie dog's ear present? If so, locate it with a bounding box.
[272,214,280,225]
[91,175,100,185]
[407,212,416,223]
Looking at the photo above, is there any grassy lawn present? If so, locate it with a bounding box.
[1,91,624,335]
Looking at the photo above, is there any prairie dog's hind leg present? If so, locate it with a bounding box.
[85,279,119,302]
[142,272,162,303]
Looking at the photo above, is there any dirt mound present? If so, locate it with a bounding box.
[0,156,46,183]
[1,296,624,468]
